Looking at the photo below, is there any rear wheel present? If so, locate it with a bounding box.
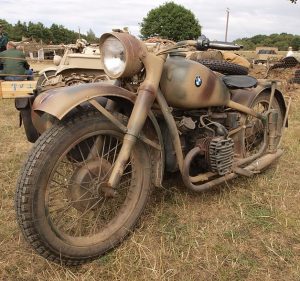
[16,112,152,265]
[242,92,283,157]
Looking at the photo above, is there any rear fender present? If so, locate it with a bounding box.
[231,80,287,125]
[32,83,164,187]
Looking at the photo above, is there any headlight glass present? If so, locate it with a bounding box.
[102,37,126,78]
[53,55,62,66]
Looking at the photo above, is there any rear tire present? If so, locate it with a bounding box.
[15,111,152,265]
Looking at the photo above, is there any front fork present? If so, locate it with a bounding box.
[107,89,155,188]
[106,52,166,189]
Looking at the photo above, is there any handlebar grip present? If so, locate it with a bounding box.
[209,41,243,51]
[195,35,242,51]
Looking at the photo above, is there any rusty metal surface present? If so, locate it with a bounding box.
[182,146,283,192]
[99,32,144,79]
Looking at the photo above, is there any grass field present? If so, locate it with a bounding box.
[0,85,300,280]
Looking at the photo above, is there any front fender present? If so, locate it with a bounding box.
[38,67,57,75]
[33,83,136,120]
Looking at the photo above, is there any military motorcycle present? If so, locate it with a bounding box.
[15,32,290,265]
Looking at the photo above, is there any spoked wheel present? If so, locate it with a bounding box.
[64,77,87,86]
[36,70,56,87]
[16,112,151,265]
[243,92,283,157]
[93,74,110,83]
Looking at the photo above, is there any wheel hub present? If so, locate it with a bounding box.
[68,158,112,212]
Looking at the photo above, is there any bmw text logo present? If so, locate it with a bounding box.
[195,75,202,87]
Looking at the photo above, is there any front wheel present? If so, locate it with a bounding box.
[16,111,152,265]
[36,70,56,87]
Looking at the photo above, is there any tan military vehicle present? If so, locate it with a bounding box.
[253,47,282,64]
[37,39,109,89]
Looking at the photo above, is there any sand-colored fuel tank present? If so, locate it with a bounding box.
[160,55,230,109]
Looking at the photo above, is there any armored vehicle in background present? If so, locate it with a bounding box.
[37,39,109,89]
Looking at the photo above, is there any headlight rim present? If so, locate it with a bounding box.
[100,32,143,79]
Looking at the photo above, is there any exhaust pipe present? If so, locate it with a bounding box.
[182,149,283,192]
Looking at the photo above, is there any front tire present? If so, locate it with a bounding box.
[36,70,56,88]
[16,111,152,265]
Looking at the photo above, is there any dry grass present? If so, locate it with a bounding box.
[0,87,300,281]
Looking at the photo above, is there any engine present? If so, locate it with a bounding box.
[196,136,234,175]
[163,109,239,175]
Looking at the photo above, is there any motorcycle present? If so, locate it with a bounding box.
[15,31,290,265]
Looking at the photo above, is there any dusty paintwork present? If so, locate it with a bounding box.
[160,55,230,108]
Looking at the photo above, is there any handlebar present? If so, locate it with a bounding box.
[156,35,243,56]
[207,41,242,51]
[195,35,242,51]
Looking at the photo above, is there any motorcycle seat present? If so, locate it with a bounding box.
[222,75,257,89]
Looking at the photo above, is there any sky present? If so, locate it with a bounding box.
[1,0,299,41]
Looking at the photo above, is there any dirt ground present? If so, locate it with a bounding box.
[0,66,300,280]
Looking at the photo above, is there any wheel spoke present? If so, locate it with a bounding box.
[87,136,104,160]
[62,197,104,234]
[46,131,134,238]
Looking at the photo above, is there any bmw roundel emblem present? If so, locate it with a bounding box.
[195,75,202,87]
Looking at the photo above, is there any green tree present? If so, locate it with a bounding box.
[28,22,45,42]
[290,36,300,51]
[86,28,97,43]
[140,2,201,41]
[49,23,78,44]
[12,21,28,41]
[234,33,300,50]
[0,19,13,39]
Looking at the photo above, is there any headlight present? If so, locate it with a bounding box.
[53,55,62,66]
[101,37,126,78]
[100,32,143,79]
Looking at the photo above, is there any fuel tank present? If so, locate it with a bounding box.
[160,55,230,109]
